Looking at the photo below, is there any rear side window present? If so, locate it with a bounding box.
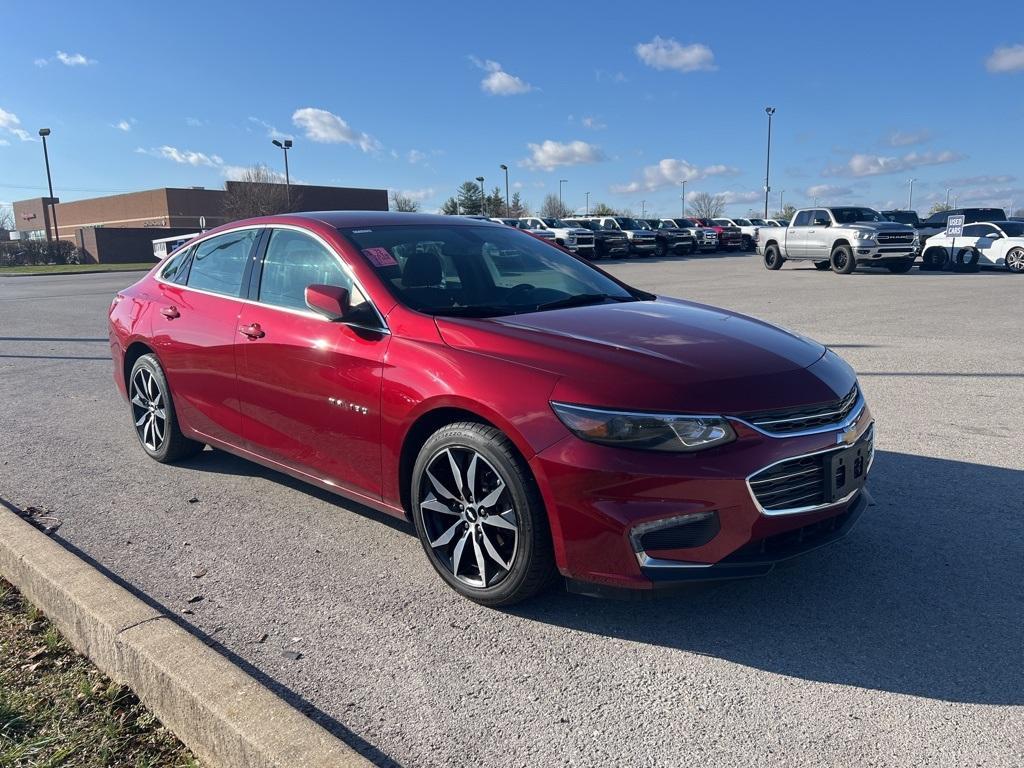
[187,229,258,297]
[258,229,353,311]
[160,246,194,285]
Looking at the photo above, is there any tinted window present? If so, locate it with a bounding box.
[964,209,1006,223]
[160,245,194,285]
[830,207,886,224]
[187,229,258,297]
[340,224,636,317]
[259,229,353,311]
[925,211,950,226]
[793,210,812,226]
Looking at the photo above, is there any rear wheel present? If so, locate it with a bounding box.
[954,247,980,273]
[830,245,856,274]
[763,244,784,270]
[886,258,915,274]
[814,260,831,271]
[1005,246,1024,274]
[412,422,557,606]
[921,246,949,271]
[128,354,203,463]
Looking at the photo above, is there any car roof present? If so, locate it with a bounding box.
[274,211,503,228]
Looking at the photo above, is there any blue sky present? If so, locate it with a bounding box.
[2,0,1023,218]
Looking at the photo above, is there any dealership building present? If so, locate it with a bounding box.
[12,182,388,263]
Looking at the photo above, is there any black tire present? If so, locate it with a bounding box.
[688,241,698,256]
[742,235,753,252]
[954,247,980,273]
[128,354,204,463]
[814,260,831,271]
[1005,246,1024,274]
[886,258,915,274]
[654,239,668,257]
[763,244,784,270]
[830,244,856,274]
[921,246,949,272]
[411,422,557,606]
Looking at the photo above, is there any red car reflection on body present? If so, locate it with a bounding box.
[109,212,873,605]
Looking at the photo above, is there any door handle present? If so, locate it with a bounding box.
[160,306,180,319]
[239,322,265,340]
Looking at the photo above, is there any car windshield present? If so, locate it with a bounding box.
[541,218,568,228]
[634,220,653,230]
[733,218,752,226]
[748,218,767,225]
[831,207,888,224]
[997,222,1024,237]
[677,218,698,227]
[340,224,639,317]
[568,220,598,231]
[614,218,640,229]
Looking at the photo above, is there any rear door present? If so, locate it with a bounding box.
[235,226,390,498]
[962,224,998,265]
[151,227,261,445]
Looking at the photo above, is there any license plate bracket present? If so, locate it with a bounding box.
[829,439,872,501]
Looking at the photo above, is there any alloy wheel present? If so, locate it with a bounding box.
[1006,248,1024,273]
[418,447,519,588]
[130,368,166,451]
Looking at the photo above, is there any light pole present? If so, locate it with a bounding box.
[763,107,775,218]
[778,189,785,216]
[475,176,485,216]
[585,191,590,216]
[907,177,917,210]
[679,180,687,216]
[38,128,58,243]
[559,179,568,212]
[499,164,510,217]
[640,200,647,218]
[272,138,293,208]
[944,187,952,208]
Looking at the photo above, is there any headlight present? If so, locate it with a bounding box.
[853,232,875,243]
[550,402,736,452]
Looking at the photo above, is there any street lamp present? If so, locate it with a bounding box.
[763,107,775,218]
[559,179,568,211]
[499,164,510,217]
[907,177,917,210]
[271,138,293,208]
[475,176,485,216]
[38,128,58,243]
[640,200,647,218]
[585,191,590,216]
[778,189,785,215]
[679,180,687,216]
[944,187,952,208]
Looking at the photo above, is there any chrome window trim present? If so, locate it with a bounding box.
[744,423,874,517]
[153,222,390,334]
[730,392,865,438]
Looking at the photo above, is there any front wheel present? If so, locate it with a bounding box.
[128,354,204,463]
[654,240,668,257]
[831,245,856,274]
[1005,246,1024,274]
[763,244,784,270]
[412,422,557,606]
[921,246,949,271]
[886,258,915,274]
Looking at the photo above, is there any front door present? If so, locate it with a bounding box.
[803,209,832,260]
[786,209,813,258]
[235,227,390,498]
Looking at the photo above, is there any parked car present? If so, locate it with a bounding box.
[636,219,694,256]
[519,217,596,258]
[714,218,759,251]
[694,218,743,250]
[110,211,874,604]
[757,206,918,274]
[563,218,630,259]
[660,218,718,252]
[881,210,921,228]
[489,218,557,242]
[916,207,1007,242]
[589,216,658,256]
[919,221,1024,274]
[766,219,789,227]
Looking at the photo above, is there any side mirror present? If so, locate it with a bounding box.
[813,217,830,227]
[305,284,350,321]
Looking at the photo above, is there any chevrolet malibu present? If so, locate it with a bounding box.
[109,212,874,606]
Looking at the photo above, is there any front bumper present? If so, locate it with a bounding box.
[629,240,658,252]
[853,244,916,261]
[530,403,874,592]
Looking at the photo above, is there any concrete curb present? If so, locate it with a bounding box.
[0,508,372,768]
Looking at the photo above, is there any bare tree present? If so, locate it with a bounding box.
[222,164,295,221]
[928,201,953,215]
[390,190,420,212]
[0,204,14,232]
[689,192,726,219]
[773,204,797,221]
[539,193,572,219]
[590,202,617,216]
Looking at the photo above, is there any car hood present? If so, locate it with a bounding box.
[844,222,915,233]
[435,298,853,413]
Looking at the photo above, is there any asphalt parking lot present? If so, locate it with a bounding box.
[1,254,1022,767]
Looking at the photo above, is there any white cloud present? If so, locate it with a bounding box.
[718,190,762,205]
[945,174,1015,186]
[985,44,1024,73]
[0,107,35,142]
[34,58,48,67]
[248,116,293,141]
[635,37,716,73]
[826,150,965,177]
[886,129,930,147]
[55,51,96,66]
[185,117,205,128]
[398,187,436,203]
[114,118,137,132]
[138,145,224,167]
[581,116,606,130]
[291,107,380,152]
[520,140,605,171]
[407,149,427,164]
[613,158,739,193]
[0,138,9,147]
[469,57,534,95]
[806,184,854,199]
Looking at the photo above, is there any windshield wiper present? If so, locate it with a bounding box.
[534,293,627,312]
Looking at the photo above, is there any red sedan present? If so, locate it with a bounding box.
[109,212,874,605]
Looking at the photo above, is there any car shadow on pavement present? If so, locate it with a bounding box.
[512,450,1024,706]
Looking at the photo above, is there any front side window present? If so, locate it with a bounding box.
[963,224,995,238]
[340,224,639,317]
[187,229,258,297]
[259,229,355,311]
[793,210,812,227]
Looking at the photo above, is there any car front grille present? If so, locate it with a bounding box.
[576,235,594,247]
[876,232,915,244]
[739,385,860,435]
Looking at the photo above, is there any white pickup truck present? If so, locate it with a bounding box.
[713,217,759,251]
[756,206,918,274]
[519,217,596,257]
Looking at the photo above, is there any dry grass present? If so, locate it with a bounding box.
[0,579,199,767]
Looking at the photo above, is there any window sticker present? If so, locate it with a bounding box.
[362,247,399,267]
